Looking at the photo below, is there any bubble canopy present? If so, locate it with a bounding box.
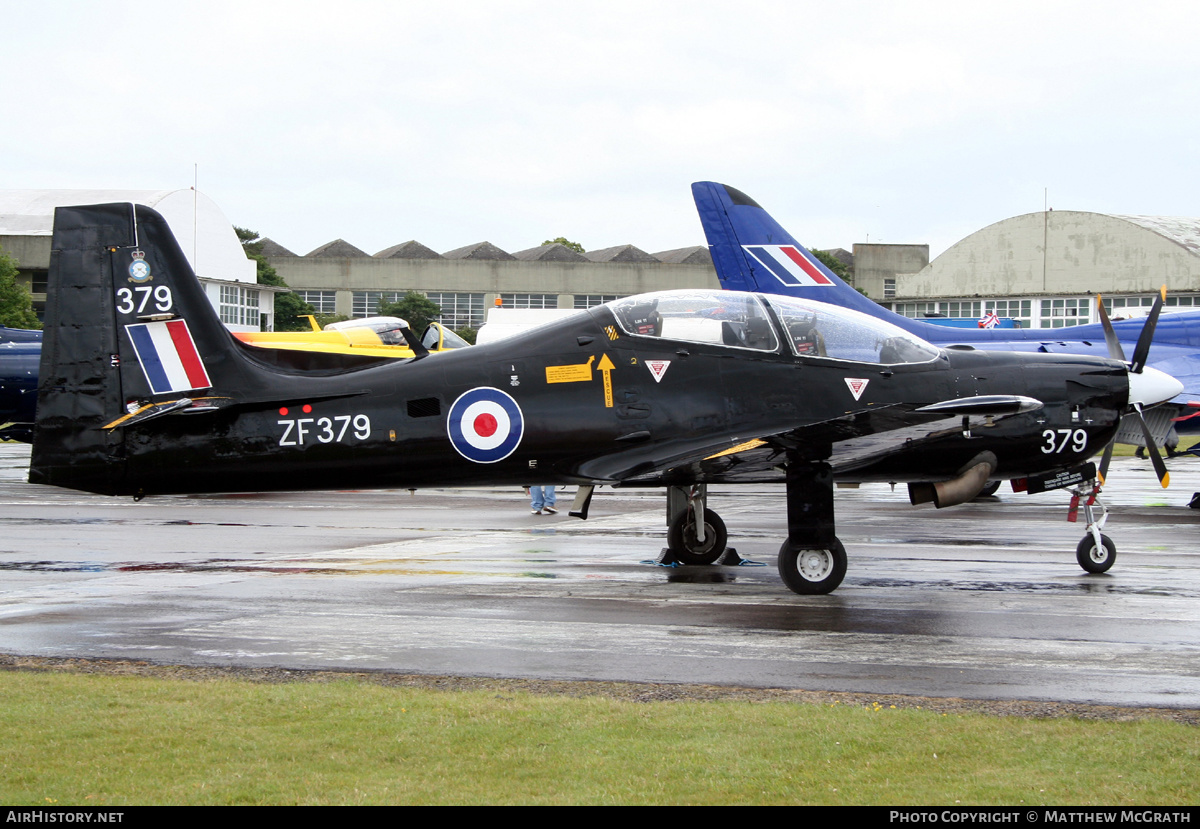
[606,290,940,365]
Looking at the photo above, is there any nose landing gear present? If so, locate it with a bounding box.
[1069,483,1115,574]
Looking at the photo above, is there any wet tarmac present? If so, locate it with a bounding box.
[1,442,1198,708]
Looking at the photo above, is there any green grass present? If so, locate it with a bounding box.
[1108,435,1199,458]
[1,672,1196,805]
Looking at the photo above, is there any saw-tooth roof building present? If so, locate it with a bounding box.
[274,239,718,327]
[374,240,443,260]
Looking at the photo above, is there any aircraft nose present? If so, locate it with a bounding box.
[1128,365,1184,407]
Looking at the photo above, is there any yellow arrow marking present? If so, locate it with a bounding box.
[545,355,596,384]
[597,353,615,407]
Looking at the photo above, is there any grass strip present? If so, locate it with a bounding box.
[1,667,1196,806]
[1108,435,1199,458]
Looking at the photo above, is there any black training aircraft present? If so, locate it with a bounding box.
[29,203,1182,594]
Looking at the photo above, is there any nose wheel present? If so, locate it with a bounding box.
[1076,534,1116,574]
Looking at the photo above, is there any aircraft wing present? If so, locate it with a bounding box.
[596,397,1039,486]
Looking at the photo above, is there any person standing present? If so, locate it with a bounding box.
[525,485,557,515]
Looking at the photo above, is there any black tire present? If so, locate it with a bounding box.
[777,537,847,595]
[976,480,1002,498]
[667,508,727,565]
[1076,534,1116,574]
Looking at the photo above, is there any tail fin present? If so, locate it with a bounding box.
[32,203,399,496]
[31,203,243,492]
[691,181,890,321]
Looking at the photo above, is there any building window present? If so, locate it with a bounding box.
[1106,294,1200,318]
[295,290,336,314]
[1165,295,1200,310]
[352,291,407,318]
[1040,298,1089,329]
[574,294,622,309]
[985,299,1032,329]
[426,292,485,329]
[351,291,485,328]
[892,301,941,318]
[943,301,982,319]
[883,278,896,299]
[499,293,557,310]
[219,285,260,327]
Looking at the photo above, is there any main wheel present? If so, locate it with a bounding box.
[1076,534,1116,574]
[667,508,727,565]
[777,537,847,594]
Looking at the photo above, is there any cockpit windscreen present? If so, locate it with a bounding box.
[764,295,940,364]
[610,291,779,351]
[606,290,939,365]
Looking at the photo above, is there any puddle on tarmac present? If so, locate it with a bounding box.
[853,577,1176,597]
[0,559,570,581]
[0,560,348,575]
[665,571,739,585]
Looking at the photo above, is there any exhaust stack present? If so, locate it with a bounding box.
[908,451,998,509]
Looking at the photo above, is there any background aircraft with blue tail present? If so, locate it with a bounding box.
[692,181,1200,452]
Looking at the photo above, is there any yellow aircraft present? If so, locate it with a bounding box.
[234,316,470,358]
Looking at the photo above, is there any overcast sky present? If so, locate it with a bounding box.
[4,1,1198,259]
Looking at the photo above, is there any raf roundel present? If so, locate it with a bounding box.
[447,387,525,463]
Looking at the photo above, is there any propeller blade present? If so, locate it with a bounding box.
[1133,402,1170,488]
[1095,294,1126,362]
[1128,285,1166,375]
[1097,438,1115,485]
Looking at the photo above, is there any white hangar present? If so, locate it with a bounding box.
[856,210,1200,329]
[0,189,280,332]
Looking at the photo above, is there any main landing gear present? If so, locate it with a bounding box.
[776,460,845,594]
[665,458,847,595]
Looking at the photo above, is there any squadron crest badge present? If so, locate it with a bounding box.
[128,250,152,283]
